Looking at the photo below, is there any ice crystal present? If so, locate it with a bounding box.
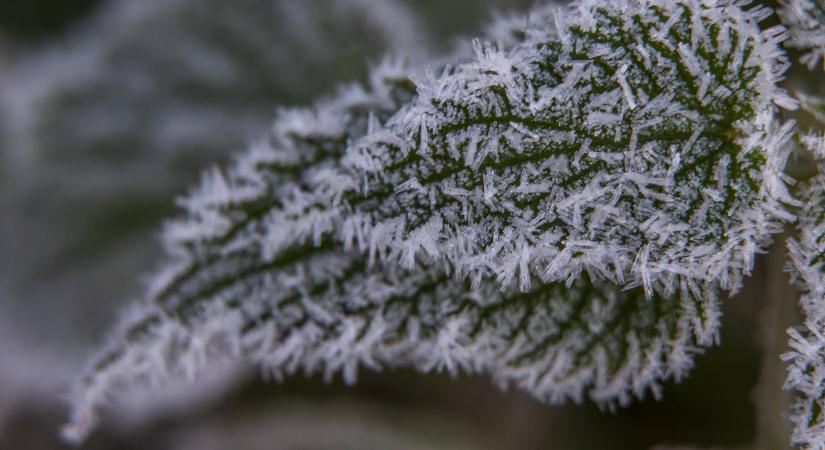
[780,0,825,70]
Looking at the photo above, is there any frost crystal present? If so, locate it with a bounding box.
[784,134,825,448]
[780,0,825,70]
[66,0,796,442]
[799,92,825,125]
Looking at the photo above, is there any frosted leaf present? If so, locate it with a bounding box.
[255,0,795,299]
[67,0,792,442]
[799,92,825,124]
[345,0,795,297]
[784,133,825,448]
[780,0,825,70]
[0,0,427,178]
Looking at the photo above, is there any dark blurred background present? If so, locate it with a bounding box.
[0,1,809,449]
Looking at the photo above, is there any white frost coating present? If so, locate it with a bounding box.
[780,0,825,70]
[67,0,792,443]
[784,133,825,449]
